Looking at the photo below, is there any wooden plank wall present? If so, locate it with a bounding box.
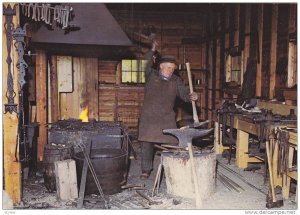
[2,3,21,203]
[97,60,146,133]
[36,50,47,161]
[57,57,98,120]
[99,60,118,84]
[98,84,144,134]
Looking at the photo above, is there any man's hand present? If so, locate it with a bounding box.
[189,92,198,101]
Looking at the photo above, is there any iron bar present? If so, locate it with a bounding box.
[218,161,266,195]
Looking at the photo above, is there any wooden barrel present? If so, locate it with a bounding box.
[74,148,128,195]
[162,150,216,200]
[42,144,74,192]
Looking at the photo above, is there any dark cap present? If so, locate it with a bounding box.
[159,55,177,65]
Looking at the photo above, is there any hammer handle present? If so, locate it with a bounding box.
[186,62,199,123]
[266,140,276,202]
[187,142,202,208]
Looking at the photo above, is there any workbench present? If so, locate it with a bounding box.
[214,101,297,200]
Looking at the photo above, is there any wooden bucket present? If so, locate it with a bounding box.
[162,150,216,200]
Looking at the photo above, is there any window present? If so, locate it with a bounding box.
[225,54,241,85]
[121,60,147,84]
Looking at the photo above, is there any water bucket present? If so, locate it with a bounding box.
[42,144,74,192]
[74,148,128,195]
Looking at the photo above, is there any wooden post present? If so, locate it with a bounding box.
[243,4,251,77]
[288,4,296,34]
[214,122,229,154]
[236,129,249,169]
[2,3,22,204]
[85,58,99,120]
[234,5,240,47]
[36,49,48,161]
[282,146,295,199]
[49,56,59,123]
[271,139,282,187]
[256,5,263,97]
[269,5,278,99]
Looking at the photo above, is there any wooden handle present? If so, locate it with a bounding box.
[266,140,276,202]
[187,142,202,208]
[186,62,199,123]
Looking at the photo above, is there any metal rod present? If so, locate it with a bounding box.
[218,161,266,195]
[76,142,109,208]
[217,176,232,191]
[218,173,241,193]
[218,172,245,192]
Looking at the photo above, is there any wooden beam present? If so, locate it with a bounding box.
[288,4,297,34]
[234,5,240,47]
[85,58,99,120]
[269,5,278,99]
[256,5,264,97]
[49,56,59,122]
[2,3,21,204]
[36,50,48,161]
[243,4,251,75]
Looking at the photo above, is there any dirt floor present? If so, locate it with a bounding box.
[10,140,298,212]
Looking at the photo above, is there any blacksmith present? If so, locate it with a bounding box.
[138,40,198,179]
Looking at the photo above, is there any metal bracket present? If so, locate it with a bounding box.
[3,4,29,114]
[3,4,17,114]
[12,24,29,88]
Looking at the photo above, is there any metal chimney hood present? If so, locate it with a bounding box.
[31,3,132,46]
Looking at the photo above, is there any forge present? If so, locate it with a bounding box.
[47,119,125,152]
[45,119,129,195]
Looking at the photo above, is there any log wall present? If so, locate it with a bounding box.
[107,3,297,124]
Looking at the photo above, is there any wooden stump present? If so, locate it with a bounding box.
[162,151,216,200]
[54,159,78,201]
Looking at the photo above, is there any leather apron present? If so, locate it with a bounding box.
[138,71,178,144]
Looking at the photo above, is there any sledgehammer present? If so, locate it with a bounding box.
[185,62,210,128]
[163,127,214,208]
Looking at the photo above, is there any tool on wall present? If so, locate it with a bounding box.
[20,3,73,29]
[3,4,18,114]
[4,4,38,167]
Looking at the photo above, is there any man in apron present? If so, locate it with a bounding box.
[138,41,198,179]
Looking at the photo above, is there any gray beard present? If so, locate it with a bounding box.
[159,71,171,80]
